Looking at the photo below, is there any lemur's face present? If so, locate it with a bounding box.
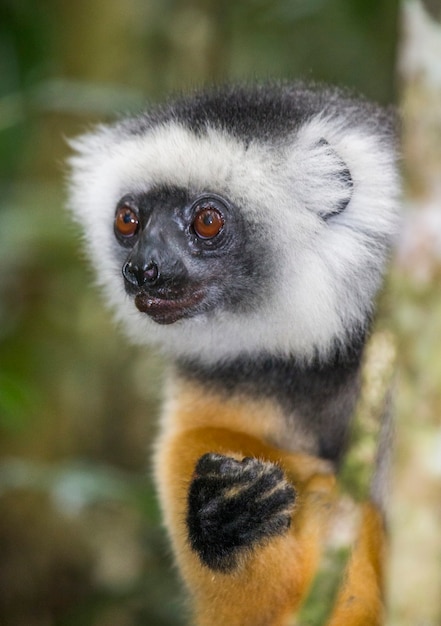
[69,86,399,363]
[112,185,267,325]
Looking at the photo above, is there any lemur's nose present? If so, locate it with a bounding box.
[122,259,159,288]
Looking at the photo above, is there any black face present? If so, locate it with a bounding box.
[113,186,266,325]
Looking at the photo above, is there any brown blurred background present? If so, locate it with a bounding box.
[0,1,440,624]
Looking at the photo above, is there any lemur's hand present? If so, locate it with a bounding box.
[187,452,296,572]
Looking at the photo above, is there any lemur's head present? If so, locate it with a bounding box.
[68,83,400,365]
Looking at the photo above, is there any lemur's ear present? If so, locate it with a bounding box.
[288,135,354,221]
[315,138,353,219]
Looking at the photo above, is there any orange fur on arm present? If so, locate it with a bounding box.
[153,381,387,626]
[155,422,336,626]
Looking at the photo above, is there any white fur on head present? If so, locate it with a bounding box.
[68,108,400,365]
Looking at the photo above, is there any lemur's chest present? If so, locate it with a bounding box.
[159,373,353,462]
[168,354,362,463]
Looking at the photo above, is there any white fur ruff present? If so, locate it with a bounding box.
[68,112,400,365]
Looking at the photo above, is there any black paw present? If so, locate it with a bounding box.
[186,453,296,572]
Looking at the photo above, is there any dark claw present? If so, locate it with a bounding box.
[187,453,296,572]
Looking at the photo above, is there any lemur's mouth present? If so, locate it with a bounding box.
[134,290,205,325]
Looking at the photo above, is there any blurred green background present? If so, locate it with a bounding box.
[1,1,441,625]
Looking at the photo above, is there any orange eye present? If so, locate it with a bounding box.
[115,205,139,238]
[193,206,224,239]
